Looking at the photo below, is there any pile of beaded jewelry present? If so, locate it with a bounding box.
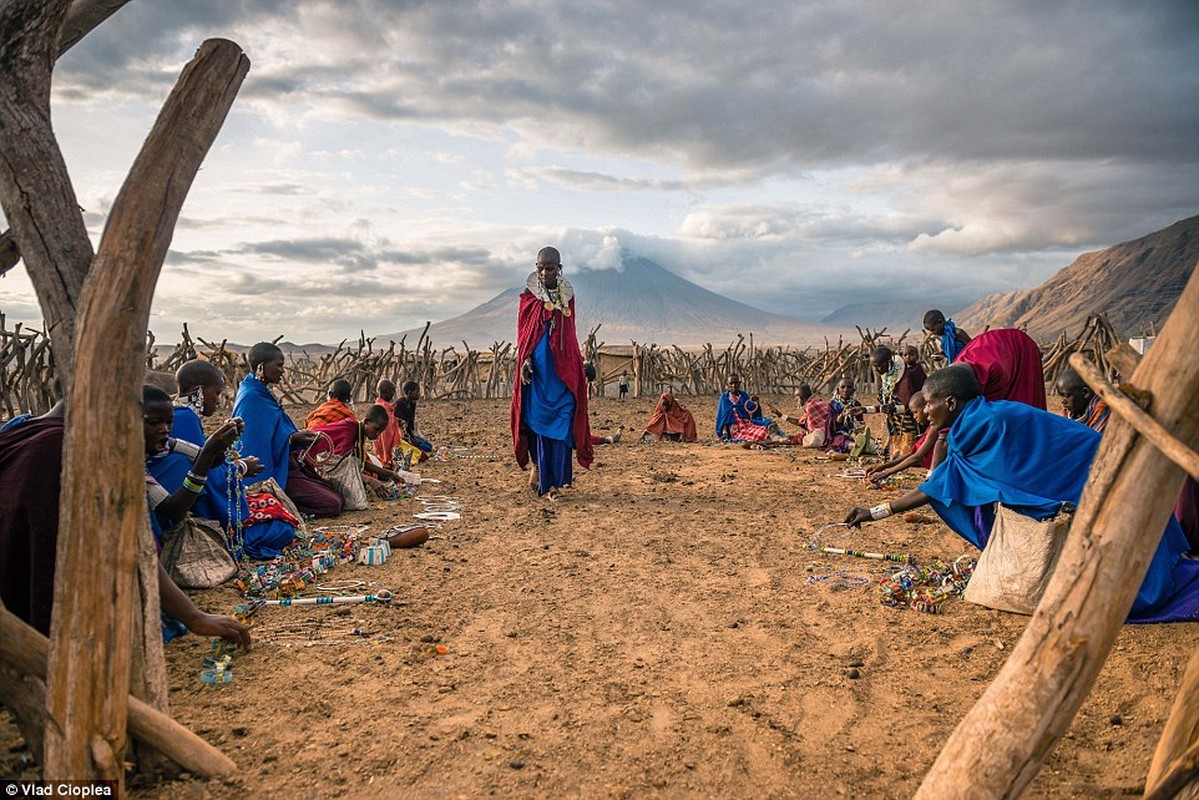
[879,555,976,614]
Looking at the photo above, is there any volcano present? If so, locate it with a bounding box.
[383,256,839,347]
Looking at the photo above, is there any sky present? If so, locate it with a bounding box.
[1,0,1197,344]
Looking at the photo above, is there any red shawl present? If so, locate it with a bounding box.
[643,393,698,442]
[511,290,593,469]
[305,398,356,430]
[371,398,403,468]
[956,328,1047,410]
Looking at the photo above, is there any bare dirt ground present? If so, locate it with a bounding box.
[3,394,1195,798]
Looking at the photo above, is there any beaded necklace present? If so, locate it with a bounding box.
[224,434,246,560]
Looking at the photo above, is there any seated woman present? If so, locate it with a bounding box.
[147,359,298,560]
[307,405,421,499]
[716,374,778,442]
[641,392,698,443]
[370,379,423,469]
[395,380,434,459]
[715,374,750,440]
[1054,366,1110,432]
[305,378,356,429]
[845,365,1199,622]
[0,392,250,648]
[233,342,343,518]
[772,384,834,447]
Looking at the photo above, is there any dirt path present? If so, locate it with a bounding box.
[2,396,1191,798]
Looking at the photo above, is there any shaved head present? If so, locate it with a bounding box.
[176,359,224,393]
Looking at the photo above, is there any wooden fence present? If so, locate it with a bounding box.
[0,314,1128,417]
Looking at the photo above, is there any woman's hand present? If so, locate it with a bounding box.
[241,455,264,477]
[520,359,533,385]
[844,506,873,528]
[187,612,252,650]
[290,430,318,446]
[195,417,244,472]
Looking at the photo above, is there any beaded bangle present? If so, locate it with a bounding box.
[236,460,249,477]
[869,502,893,521]
[182,476,206,494]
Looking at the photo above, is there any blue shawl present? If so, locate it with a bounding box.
[232,374,296,487]
[715,391,749,438]
[942,319,965,363]
[920,397,1196,619]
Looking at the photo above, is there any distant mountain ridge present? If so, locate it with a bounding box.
[955,215,1199,340]
[382,256,844,347]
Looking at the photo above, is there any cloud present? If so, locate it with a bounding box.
[54,1,1199,171]
[8,0,1192,345]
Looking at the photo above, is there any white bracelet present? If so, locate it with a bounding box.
[869,502,893,520]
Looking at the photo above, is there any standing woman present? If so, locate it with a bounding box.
[511,247,593,498]
[234,342,343,518]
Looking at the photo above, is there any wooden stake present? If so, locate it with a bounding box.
[0,606,236,778]
[916,260,1199,799]
[1144,649,1199,800]
[1069,352,1199,482]
[43,39,249,784]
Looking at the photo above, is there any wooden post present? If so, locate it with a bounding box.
[915,260,1199,799]
[1145,649,1199,800]
[43,39,249,784]
[0,606,236,778]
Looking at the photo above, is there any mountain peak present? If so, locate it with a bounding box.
[382,255,838,347]
[955,214,1199,339]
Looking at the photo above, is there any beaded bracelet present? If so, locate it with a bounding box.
[869,502,893,520]
[236,460,249,477]
[182,476,206,494]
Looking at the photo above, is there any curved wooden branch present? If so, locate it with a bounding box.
[44,39,249,782]
[916,260,1199,798]
[57,0,136,56]
[1069,352,1199,482]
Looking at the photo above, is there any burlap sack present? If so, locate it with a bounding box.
[963,504,1072,615]
[322,453,370,511]
[160,516,238,589]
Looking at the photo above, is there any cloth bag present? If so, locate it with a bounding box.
[159,516,238,589]
[322,453,370,511]
[963,504,1072,615]
[246,476,307,534]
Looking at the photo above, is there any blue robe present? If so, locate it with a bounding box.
[523,331,576,493]
[920,397,1199,621]
[233,374,296,487]
[715,391,749,439]
[156,405,295,560]
[942,319,965,363]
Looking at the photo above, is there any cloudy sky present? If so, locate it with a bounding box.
[2,0,1197,343]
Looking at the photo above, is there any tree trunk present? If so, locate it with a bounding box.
[43,38,249,785]
[0,0,94,389]
[915,261,1199,799]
